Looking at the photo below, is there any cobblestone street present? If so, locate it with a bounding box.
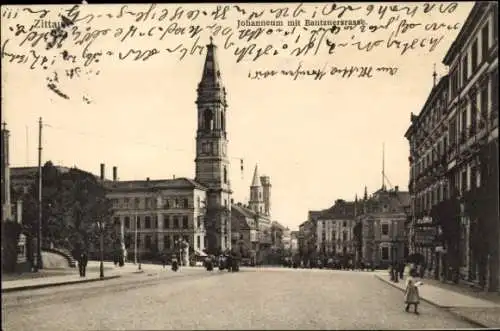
[2,268,477,330]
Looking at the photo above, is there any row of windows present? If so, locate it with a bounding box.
[414,163,481,214]
[111,197,202,210]
[116,215,204,229]
[412,76,494,178]
[450,21,491,99]
[318,220,349,228]
[320,231,348,242]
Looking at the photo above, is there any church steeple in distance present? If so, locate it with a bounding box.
[194,39,232,254]
[249,164,265,214]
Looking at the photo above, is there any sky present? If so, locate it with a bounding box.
[2,2,474,230]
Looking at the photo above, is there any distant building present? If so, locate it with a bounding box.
[357,186,410,269]
[315,199,356,257]
[290,231,299,254]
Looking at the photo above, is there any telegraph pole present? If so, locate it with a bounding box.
[37,117,43,270]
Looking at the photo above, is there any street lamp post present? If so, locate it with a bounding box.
[97,220,104,279]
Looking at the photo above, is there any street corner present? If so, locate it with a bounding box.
[1,274,122,294]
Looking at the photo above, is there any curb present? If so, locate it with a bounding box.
[374,274,489,328]
[1,275,122,293]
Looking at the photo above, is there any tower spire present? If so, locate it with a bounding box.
[251,164,260,187]
[199,39,222,88]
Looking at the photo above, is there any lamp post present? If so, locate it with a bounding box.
[96,220,105,279]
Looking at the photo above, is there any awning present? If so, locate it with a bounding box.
[195,249,207,257]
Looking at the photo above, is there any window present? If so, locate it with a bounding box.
[197,235,201,249]
[381,223,389,235]
[136,216,141,229]
[471,39,478,73]
[480,87,488,126]
[331,231,336,241]
[342,221,347,227]
[163,236,170,250]
[173,216,179,228]
[123,198,129,208]
[461,109,467,141]
[182,216,189,229]
[197,197,201,208]
[481,23,489,60]
[462,55,468,84]
[174,199,179,208]
[381,247,389,260]
[224,166,227,184]
[183,198,189,208]
[471,166,477,190]
[114,217,120,226]
[145,216,151,229]
[342,231,347,241]
[204,108,213,130]
[124,216,130,229]
[164,199,170,209]
[135,197,140,208]
[461,170,468,194]
[154,215,158,228]
[164,215,170,228]
[145,235,152,250]
[197,216,202,228]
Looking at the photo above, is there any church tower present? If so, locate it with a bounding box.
[249,165,265,214]
[195,39,232,253]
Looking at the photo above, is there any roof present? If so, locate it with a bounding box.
[404,75,449,139]
[104,177,207,192]
[359,189,410,215]
[232,203,257,219]
[319,199,356,219]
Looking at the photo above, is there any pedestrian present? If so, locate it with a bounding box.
[399,260,404,279]
[80,251,88,277]
[404,269,420,314]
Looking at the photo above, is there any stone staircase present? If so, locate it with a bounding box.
[42,247,77,268]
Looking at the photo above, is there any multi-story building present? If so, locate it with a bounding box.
[298,218,316,264]
[405,2,499,292]
[315,199,356,257]
[357,187,410,269]
[405,73,450,278]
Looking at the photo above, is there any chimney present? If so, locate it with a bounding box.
[100,163,105,181]
[113,166,117,181]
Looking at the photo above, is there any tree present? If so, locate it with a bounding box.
[14,161,115,257]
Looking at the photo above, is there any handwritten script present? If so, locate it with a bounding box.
[1,3,465,101]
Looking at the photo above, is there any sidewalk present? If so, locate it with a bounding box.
[375,272,500,328]
[1,261,144,293]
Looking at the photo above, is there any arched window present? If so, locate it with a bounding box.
[221,112,226,131]
[223,166,227,184]
[204,109,213,131]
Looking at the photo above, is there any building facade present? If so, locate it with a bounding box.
[406,2,499,292]
[315,199,356,257]
[405,74,450,278]
[357,187,410,269]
